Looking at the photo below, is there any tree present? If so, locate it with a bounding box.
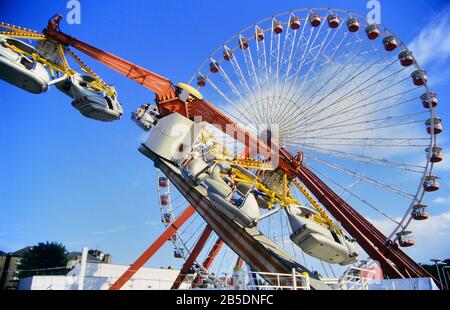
[17,242,69,278]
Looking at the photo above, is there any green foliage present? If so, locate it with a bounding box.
[16,242,69,278]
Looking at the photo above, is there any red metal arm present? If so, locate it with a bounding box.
[109,206,195,290]
[171,225,213,289]
[191,238,224,288]
[44,15,175,101]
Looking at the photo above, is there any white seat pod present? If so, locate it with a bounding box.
[0,36,50,94]
[206,179,261,228]
[181,158,210,186]
[286,205,358,265]
[144,112,203,163]
[56,74,123,122]
[132,110,159,131]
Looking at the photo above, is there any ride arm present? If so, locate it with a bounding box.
[43,15,175,101]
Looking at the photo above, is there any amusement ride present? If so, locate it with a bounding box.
[0,7,444,289]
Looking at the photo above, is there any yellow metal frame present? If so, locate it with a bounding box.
[0,24,116,98]
[221,157,339,231]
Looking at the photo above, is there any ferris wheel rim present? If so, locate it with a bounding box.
[188,7,439,245]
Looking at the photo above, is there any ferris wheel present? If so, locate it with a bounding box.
[0,7,443,289]
[151,7,442,286]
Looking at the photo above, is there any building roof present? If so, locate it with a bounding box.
[11,246,33,257]
[67,251,102,263]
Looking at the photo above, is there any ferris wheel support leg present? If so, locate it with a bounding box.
[171,225,213,289]
[109,205,196,290]
[191,238,224,288]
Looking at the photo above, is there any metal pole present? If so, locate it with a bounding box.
[78,247,88,290]
[442,266,450,290]
[431,259,443,289]
[292,268,297,290]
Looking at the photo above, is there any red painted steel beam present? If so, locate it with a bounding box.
[44,15,175,101]
[191,238,224,288]
[296,165,438,283]
[109,206,196,290]
[171,225,213,289]
[236,257,244,268]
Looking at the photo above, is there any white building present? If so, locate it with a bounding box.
[18,262,192,290]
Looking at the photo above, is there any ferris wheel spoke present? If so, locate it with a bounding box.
[213,59,262,123]
[296,119,426,140]
[292,136,429,146]
[241,38,263,97]
[303,153,417,199]
[295,110,428,137]
[255,26,269,86]
[218,56,263,122]
[281,13,310,83]
[304,103,424,134]
[282,50,393,128]
[291,43,380,118]
[297,88,418,132]
[306,165,404,226]
[293,11,351,97]
[292,142,428,148]
[266,19,284,124]
[272,20,326,121]
[294,144,426,173]
[271,23,299,123]
[329,66,410,109]
[291,42,374,116]
[179,213,201,237]
[275,26,362,126]
[297,29,353,93]
[254,27,273,123]
[296,60,403,127]
[205,77,257,125]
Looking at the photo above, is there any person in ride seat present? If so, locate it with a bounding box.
[132,104,159,131]
[230,191,245,207]
[181,148,203,170]
[133,104,150,120]
[222,169,237,189]
[251,188,268,200]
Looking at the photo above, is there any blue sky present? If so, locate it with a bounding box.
[1,0,449,269]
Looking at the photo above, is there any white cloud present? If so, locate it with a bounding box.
[433,196,450,205]
[370,212,450,263]
[91,225,128,235]
[144,220,160,227]
[409,8,450,66]
[434,156,450,172]
[64,238,105,247]
[131,180,142,187]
